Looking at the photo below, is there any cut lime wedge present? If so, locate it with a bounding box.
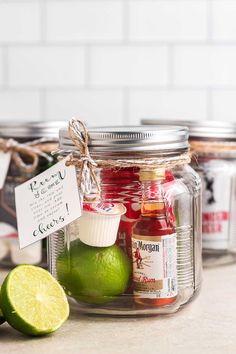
[0,265,69,336]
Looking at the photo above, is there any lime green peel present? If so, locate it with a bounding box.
[0,265,69,336]
[57,239,131,305]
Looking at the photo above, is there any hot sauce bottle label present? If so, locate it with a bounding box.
[132,234,177,299]
[199,160,234,251]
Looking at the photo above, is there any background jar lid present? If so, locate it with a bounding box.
[141,119,236,141]
[0,121,66,139]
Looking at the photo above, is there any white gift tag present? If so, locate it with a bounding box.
[15,157,81,249]
[0,151,11,189]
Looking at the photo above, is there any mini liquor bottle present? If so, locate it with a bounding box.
[100,168,141,258]
[132,169,177,307]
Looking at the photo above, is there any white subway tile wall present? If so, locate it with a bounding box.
[8,47,86,87]
[174,46,236,87]
[0,91,41,120]
[212,90,236,121]
[212,1,236,41]
[129,90,208,124]
[0,48,3,86]
[0,0,235,125]
[90,46,169,87]
[129,1,208,41]
[0,3,41,43]
[45,90,124,124]
[46,2,124,42]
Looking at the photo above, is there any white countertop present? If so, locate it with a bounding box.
[0,264,236,354]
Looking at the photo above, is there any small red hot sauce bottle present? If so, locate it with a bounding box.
[132,170,178,307]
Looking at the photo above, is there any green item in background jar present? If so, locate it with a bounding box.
[0,265,69,336]
[0,287,5,325]
[0,310,4,325]
[0,121,65,268]
[57,239,131,305]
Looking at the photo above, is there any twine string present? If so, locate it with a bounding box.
[191,140,236,154]
[0,137,53,174]
[64,118,191,201]
[95,152,191,169]
[66,118,101,199]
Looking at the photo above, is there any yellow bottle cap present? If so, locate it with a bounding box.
[142,201,165,211]
[139,169,165,181]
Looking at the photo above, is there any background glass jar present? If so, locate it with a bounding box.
[48,125,202,316]
[142,119,236,267]
[0,121,66,268]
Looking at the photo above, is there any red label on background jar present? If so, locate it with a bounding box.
[200,160,235,251]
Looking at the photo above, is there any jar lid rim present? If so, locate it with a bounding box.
[0,121,67,139]
[59,125,189,152]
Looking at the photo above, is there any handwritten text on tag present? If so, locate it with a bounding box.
[15,157,81,249]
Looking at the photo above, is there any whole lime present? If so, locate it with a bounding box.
[57,240,131,305]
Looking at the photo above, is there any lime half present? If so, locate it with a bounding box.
[0,265,69,336]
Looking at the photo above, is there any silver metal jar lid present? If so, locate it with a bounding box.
[0,121,66,139]
[141,119,236,141]
[59,125,189,152]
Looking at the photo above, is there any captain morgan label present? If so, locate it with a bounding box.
[132,234,177,299]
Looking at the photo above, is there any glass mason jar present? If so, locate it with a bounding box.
[48,124,202,316]
[0,121,65,268]
[142,119,236,267]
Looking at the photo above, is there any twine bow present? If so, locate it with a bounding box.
[64,118,191,201]
[0,138,53,174]
[66,118,101,200]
